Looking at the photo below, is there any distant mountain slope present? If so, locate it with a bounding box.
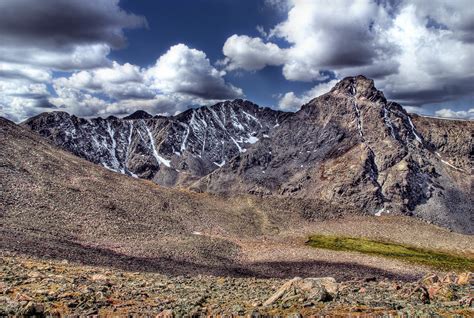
[23,100,288,186]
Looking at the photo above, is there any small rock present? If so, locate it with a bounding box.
[91,274,108,281]
[15,294,33,302]
[441,301,460,307]
[157,309,173,317]
[27,271,41,278]
[18,302,44,315]
[427,282,459,302]
[410,286,430,304]
[232,304,244,314]
[263,277,338,306]
[456,272,472,285]
[421,274,439,286]
[459,296,473,307]
[441,273,457,284]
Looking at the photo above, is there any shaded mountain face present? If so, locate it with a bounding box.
[23,100,289,186]
[22,76,473,233]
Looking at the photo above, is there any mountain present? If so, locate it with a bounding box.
[0,116,325,275]
[23,100,289,186]
[123,110,153,120]
[22,76,473,233]
[411,114,472,172]
[195,76,472,233]
[3,116,472,282]
[6,115,438,281]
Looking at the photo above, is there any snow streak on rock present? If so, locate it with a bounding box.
[144,121,171,168]
[407,115,423,144]
[23,99,287,186]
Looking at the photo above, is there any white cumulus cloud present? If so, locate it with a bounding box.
[434,108,474,120]
[222,0,474,114]
[146,44,242,100]
[221,35,286,71]
[278,79,339,111]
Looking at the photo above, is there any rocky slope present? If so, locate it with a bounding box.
[0,116,358,277]
[21,76,473,233]
[196,76,473,233]
[1,255,473,317]
[412,114,473,172]
[23,100,288,186]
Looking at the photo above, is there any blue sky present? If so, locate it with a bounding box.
[0,0,472,121]
[110,0,317,108]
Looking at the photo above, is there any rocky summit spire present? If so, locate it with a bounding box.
[330,75,386,103]
[123,110,153,120]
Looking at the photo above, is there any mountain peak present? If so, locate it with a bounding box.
[331,75,385,102]
[123,110,152,120]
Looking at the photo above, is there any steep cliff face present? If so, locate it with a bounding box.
[22,100,288,186]
[412,114,473,172]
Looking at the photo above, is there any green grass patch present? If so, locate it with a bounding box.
[307,234,474,272]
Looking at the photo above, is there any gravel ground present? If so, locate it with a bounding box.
[1,255,472,317]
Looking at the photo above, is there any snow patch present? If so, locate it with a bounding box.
[242,111,262,127]
[435,152,464,172]
[230,136,245,153]
[144,122,171,167]
[407,116,422,143]
[353,102,364,137]
[106,122,120,170]
[101,162,115,171]
[245,135,259,144]
[213,160,226,167]
[180,122,191,152]
[375,207,390,216]
[383,107,396,139]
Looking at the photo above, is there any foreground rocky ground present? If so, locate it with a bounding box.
[1,254,472,317]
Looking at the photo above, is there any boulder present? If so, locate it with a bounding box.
[420,273,439,286]
[263,277,338,306]
[456,272,472,285]
[441,272,457,284]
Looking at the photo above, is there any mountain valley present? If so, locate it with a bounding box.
[1,76,473,316]
[22,76,473,234]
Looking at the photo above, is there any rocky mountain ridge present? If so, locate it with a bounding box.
[22,76,473,233]
[23,100,288,186]
[196,76,472,233]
